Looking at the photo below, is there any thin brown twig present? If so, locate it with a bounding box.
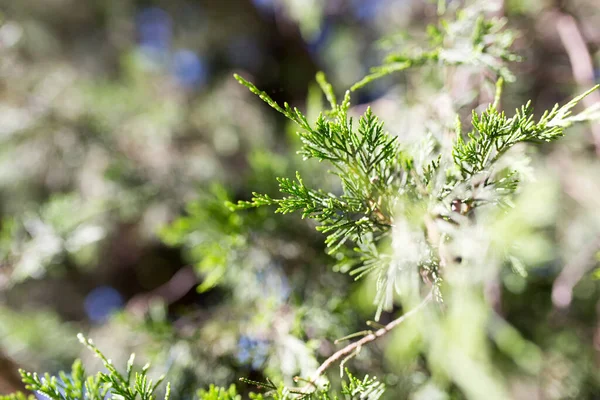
[126,266,197,317]
[302,290,433,392]
[554,10,600,155]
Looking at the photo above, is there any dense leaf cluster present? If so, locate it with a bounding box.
[231,67,598,319]
[2,337,384,400]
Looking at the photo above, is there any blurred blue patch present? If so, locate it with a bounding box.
[171,49,207,88]
[306,18,332,55]
[84,286,124,323]
[136,7,172,52]
[236,335,269,369]
[351,0,384,21]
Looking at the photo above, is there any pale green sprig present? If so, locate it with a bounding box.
[8,334,170,400]
[452,83,600,179]
[352,6,519,91]
[230,8,600,324]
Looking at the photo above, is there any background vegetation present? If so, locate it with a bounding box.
[0,0,599,398]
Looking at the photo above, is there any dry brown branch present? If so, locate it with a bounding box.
[302,290,433,392]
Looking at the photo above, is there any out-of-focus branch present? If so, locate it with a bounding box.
[552,235,600,309]
[551,153,600,308]
[126,266,197,317]
[554,11,600,155]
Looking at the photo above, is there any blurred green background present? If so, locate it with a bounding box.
[0,0,599,398]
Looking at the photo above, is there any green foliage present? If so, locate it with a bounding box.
[452,83,600,180]
[238,368,384,400]
[231,66,599,320]
[197,385,241,400]
[139,4,600,398]
[0,393,35,400]
[7,335,384,400]
[4,2,600,400]
[161,185,245,293]
[351,2,519,91]
[15,334,170,400]
[231,74,398,257]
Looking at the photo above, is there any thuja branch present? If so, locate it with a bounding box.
[302,291,433,392]
[230,74,400,253]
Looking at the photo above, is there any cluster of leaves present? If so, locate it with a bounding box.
[160,185,247,294]
[229,5,529,302]
[432,81,600,216]
[0,334,169,400]
[230,69,599,320]
[1,336,384,400]
[137,3,600,396]
[451,82,600,181]
[230,73,412,318]
[231,75,399,253]
[221,4,600,397]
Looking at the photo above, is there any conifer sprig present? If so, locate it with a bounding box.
[231,23,599,321]
[452,83,600,180]
[351,5,519,91]
[6,334,171,400]
[231,74,399,253]
[2,335,387,400]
